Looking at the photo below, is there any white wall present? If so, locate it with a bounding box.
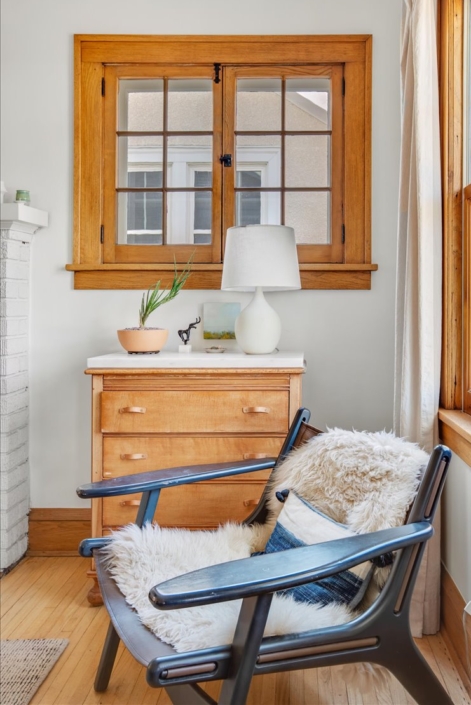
[1,0,402,509]
[442,455,471,601]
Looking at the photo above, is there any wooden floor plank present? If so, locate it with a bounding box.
[7,560,87,641]
[0,557,47,608]
[331,665,350,705]
[274,671,291,704]
[0,557,63,625]
[2,557,74,632]
[428,634,471,705]
[1,557,469,705]
[288,669,305,705]
[317,666,334,704]
[416,635,448,690]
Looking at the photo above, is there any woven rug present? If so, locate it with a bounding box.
[0,639,68,705]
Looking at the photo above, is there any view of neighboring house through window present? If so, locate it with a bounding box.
[127,170,163,244]
[193,170,212,243]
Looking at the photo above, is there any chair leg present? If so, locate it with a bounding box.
[94,621,121,692]
[381,637,454,705]
[219,593,273,705]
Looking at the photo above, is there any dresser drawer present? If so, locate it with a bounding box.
[103,436,282,478]
[101,391,289,434]
[102,479,265,529]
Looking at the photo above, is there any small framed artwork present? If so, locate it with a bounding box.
[203,302,241,340]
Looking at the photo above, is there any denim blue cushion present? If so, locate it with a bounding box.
[262,491,374,608]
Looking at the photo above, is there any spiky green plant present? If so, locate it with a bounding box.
[138,256,193,328]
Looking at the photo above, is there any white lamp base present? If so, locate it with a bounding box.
[235,287,281,354]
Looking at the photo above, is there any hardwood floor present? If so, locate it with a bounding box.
[1,556,470,705]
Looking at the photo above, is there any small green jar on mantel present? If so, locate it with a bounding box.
[15,190,30,204]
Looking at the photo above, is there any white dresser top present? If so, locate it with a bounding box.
[86,351,305,370]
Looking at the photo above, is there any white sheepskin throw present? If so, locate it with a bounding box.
[252,427,429,593]
[103,522,352,653]
[257,427,429,544]
[103,428,429,653]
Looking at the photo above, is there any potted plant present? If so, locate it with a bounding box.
[118,257,193,354]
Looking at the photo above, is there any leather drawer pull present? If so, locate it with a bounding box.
[120,500,141,507]
[243,499,259,507]
[120,453,148,461]
[119,406,146,414]
[243,452,271,459]
[242,406,270,414]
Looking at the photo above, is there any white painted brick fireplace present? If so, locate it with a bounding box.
[0,203,48,571]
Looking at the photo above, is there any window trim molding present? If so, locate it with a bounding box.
[68,34,375,290]
[438,0,471,465]
[440,0,464,412]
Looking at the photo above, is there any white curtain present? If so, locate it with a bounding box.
[394,0,443,635]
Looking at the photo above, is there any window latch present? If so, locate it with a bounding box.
[214,63,221,84]
[220,154,232,167]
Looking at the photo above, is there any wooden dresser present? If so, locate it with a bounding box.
[85,351,304,604]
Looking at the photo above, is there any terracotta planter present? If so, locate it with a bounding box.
[117,328,169,354]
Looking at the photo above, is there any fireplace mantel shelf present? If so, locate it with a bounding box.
[1,203,49,235]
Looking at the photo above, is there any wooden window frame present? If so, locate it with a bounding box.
[103,65,222,266]
[67,34,375,290]
[438,0,471,466]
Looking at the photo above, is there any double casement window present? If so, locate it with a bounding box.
[69,35,375,289]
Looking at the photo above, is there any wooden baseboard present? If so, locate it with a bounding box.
[441,565,471,696]
[27,508,91,556]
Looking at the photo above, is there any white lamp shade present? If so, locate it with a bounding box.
[221,225,301,291]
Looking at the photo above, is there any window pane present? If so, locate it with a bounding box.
[285,78,331,131]
[236,191,261,225]
[195,171,212,188]
[236,135,281,188]
[285,191,330,244]
[117,136,163,187]
[194,173,212,242]
[118,79,164,131]
[167,135,212,187]
[236,79,282,131]
[236,192,281,226]
[168,79,213,132]
[285,135,331,187]
[117,191,162,244]
[167,191,212,245]
[236,171,262,188]
[194,193,211,230]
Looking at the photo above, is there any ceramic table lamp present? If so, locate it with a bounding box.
[221,225,301,354]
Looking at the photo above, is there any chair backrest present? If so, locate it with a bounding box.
[388,444,451,616]
[244,408,315,525]
[246,408,452,619]
[406,444,451,525]
[276,408,315,460]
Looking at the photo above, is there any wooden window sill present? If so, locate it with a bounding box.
[438,409,471,467]
[65,263,378,290]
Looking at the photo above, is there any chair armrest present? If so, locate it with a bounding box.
[149,522,432,609]
[76,458,277,499]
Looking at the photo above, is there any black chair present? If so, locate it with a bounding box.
[77,408,453,705]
